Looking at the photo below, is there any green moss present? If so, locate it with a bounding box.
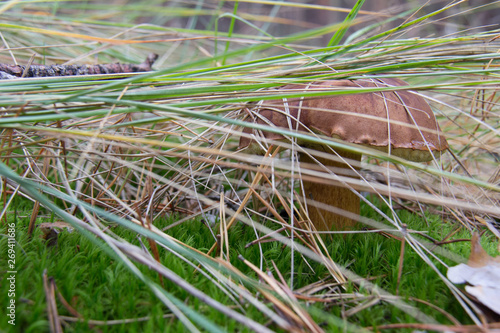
[1,201,496,332]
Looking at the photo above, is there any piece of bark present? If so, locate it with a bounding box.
[0,53,158,79]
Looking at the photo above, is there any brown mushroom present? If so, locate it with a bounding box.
[239,77,448,231]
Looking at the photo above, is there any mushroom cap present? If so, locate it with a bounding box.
[239,78,448,162]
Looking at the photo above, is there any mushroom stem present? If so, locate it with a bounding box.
[300,150,361,231]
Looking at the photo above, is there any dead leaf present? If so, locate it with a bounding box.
[38,222,74,247]
[447,232,500,315]
[468,232,500,267]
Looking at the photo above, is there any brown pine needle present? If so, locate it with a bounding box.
[396,224,407,295]
[43,270,63,333]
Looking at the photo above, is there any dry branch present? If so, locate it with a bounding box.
[0,53,158,79]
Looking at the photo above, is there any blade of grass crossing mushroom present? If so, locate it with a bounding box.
[245,179,327,275]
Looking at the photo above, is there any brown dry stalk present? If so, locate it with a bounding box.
[59,313,176,326]
[366,322,500,332]
[27,148,51,238]
[42,270,63,333]
[396,224,407,296]
[0,53,158,79]
[136,204,164,287]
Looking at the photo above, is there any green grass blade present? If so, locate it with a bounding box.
[327,0,366,47]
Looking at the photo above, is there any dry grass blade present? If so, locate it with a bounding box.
[27,147,51,237]
[59,313,176,326]
[42,270,63,333]
[366,322,500,332]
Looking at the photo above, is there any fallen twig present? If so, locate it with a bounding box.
[0,53,158,79]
